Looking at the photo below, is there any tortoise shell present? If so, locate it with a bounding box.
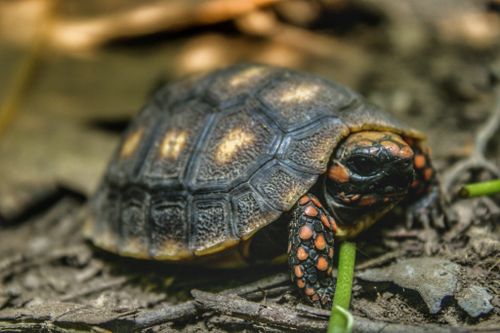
[85,64,424,261]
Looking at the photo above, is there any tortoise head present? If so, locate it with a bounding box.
[324,131,415,236]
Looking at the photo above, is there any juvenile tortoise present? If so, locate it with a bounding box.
[85,64,443,308]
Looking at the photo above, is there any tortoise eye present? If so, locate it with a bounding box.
[347,155,380,176]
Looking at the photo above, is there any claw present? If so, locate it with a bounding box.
[406,185,447,229]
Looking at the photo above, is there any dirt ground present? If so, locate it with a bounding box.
[0,1,499,332]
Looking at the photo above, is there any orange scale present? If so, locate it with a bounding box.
[297,247,308,260]
[314,234,326,250]
[305,287,315,296]
[316,256,329,271]
[294,265,304,278]
[321,214,330,229]
[414,154,426,169]
[424,168,433,181]
[299,225,313,240]
[304,206,318,217]
[311,196,322,207]
[299,195,310,205]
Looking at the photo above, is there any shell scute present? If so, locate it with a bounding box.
[258,72,357,131]
[251,161,317,212]
[188,105,280,191]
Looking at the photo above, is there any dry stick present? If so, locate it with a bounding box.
[131,272,289,328]
[356,249,405,271]
[191,290,477,333]
[443,88,500,193]
[192,289,325,332]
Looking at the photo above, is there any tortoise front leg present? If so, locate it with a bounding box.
[288,193,337,308]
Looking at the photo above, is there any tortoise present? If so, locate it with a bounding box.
[85,64,443,308]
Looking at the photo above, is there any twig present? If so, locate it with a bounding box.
[131,272,289,328]
[191,290,479,333]
[192,289,325,332]
[356,249,405,270]
[443,88,500,194]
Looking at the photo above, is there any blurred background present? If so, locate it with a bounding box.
[0,0,499,217]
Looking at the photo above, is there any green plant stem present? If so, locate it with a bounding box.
[459,179,500,198]
[328,241,356,333]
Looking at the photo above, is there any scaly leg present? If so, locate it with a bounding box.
[288,193,338,308]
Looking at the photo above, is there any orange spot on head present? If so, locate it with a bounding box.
[299,195,310,205]
[399,146,414,159]
[356,139,374,147]
[297,247,308,260]
[381,140,400,155]
[296,278,305,288]
[294,265,303,278]
[304,206,318,217]
[305,287,315,296]
[311,196,322,207]
[316,256,329,271]
[414,154,426,169]
[359,195,377,206]
[299,225,313,240]
[424,168,433,181]
[328,164,350,183]
[314,234,326,250]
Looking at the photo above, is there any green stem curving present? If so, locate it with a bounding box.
[328,241,356,333]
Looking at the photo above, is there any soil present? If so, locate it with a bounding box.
[0,1,498,332]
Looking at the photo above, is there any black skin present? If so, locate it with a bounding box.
[288,131,444,308]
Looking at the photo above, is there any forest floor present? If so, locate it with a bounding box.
[0,0,499,332]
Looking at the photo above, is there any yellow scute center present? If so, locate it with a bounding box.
[278,83,321,103]
[215,128,254,164]
[228,67,265,87]
[120,127,143,158]
[160,130,188,159]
